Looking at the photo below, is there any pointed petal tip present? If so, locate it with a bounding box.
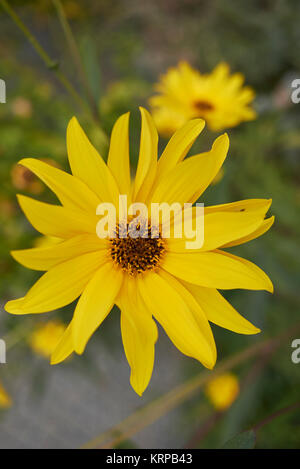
[17,157,31,166]
[189,117,206,128]
[204,359,216,371]
[131,381,145,397]
[69,115,78,124]
[74,344,84,355]
[67,116,80,132]
[4,298,25,315]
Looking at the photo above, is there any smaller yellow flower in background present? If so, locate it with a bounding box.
[0,382,12,409]
[149,61,256,136]
[205,373,240,411]
[29,320,66,359]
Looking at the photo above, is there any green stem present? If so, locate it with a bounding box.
[1,0,90,116]
[51,0,101,124]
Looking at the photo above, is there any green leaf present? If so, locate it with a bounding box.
[221,430,256,449]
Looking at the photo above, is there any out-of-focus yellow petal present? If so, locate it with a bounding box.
[162,249,273,292]
[138,271,216,369]
[5,251,108,314]
[0,383,12,409]
[17,195,98,238]
[29,320,66,358]
[205,373,240,410]
[150,133,229,205]
[18,158,100,213]
[107,112,131,200]
[67,117,120,205]
[119,276,158,396]
[11,234,107,271]
[183,282,260,335]
[73,263,123,354]
[51,321,74,365]
[132,107,158,203]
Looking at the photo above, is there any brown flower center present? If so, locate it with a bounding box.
[193,99,215,113]
[110,223,165,275]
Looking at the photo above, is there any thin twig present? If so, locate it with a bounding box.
[253,401,300,432]
[185,341,276,448]
[81,321,300,449]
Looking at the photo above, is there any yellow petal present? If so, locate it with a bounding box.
[132,107,158,203]
[205,198,272,215]
[222,216,274,248]
[107,112,131,200]
[151,133,229,205]
[156,119,205,180]
[160,270,216,362]
[17,195,98,238]
[119,276,158,396]
[51,321,74,365]
[67,117,120,205]
[137,271,216,368]
[183,282,260,335]
[11,234,107,271]
[73,263,123,354]
[18,158,100,213]
[168,209,266,253]
[162,249,273,292]
[5,251,108,314]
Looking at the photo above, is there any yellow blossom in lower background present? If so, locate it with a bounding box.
[0,383,12,409]
[29,320,67,358]
[149,61,256,136]
[205,373,240,411]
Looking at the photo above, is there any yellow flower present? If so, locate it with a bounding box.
[5,108,273,396]
[0,382,12,409]
[29,320,66,358]
[149,62,257,136]
[205,373,240,411]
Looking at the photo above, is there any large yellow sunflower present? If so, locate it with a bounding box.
[149,62,257,136]
[5,108,273,396]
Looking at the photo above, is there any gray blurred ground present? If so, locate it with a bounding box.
[0,315,193,449]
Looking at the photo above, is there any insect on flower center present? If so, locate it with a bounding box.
[110,222,166,276]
